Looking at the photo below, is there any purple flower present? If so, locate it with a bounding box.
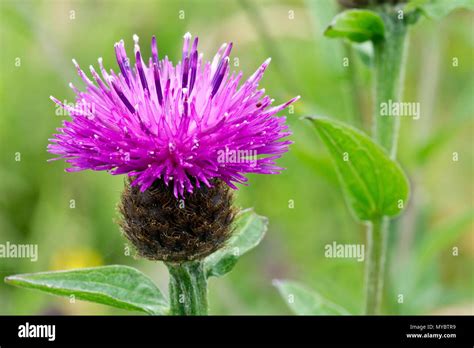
[49,33,299,197]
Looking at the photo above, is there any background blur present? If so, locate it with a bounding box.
[0,0,472,315]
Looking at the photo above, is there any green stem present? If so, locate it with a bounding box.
[166,261,208,315]
[364,7,409,315]
[364,216,388,315]
[373,9,409,159]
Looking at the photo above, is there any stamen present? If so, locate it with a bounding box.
[111,80,135,113]
[133,34,140,55]
[182,57,189,88]
[114,41,131,87]
[211,57,229,97]
[153,63,163,106]
[72,59,93,86]
[151,36,159,65]
[223,42,233,58]
[89,65,112,98]
[181,33,192,89]
[189,37,199,92]
[135,51,149,92]
[182,89,189,119]
[182,32,192,62]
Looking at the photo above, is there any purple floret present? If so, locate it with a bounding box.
[48,33,299,197]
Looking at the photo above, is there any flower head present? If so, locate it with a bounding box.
[49,33,299,197]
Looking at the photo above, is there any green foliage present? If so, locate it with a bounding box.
[307,117,410,221]
[274,280,350,315]
[414,121,466,165]
[0,0,471,316]
[416,210,473,270]
[324,9,385,43]
[5,265,168,315]
[406,0,474,19]
[351,41,374,67]
[4,207,270,315]
[204,209,268,278]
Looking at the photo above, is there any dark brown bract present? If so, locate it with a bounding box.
[119,179,237,263]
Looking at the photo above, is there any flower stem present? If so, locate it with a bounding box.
[364,216,388,314]
[166,261,208,315]
[373,9,408,159]
[364,7,409,315]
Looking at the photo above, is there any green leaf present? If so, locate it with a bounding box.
[5,265,168,315]
[406,0,474,19]
[417,210,473,269]
[274,280,350,315]
[351,41,374,67]
[307,116,409,221]
[414,121,464,165]
[324,9,385,43]
[204,208,268,278]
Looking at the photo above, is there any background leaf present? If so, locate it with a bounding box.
[324,9,385,43]
[307,116,410,221]
[406,0,474,19]
[274,280,350,315]
[416,209,473,269]
[5,265,168,315]
[204,209,268,278]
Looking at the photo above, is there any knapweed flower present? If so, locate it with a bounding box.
[49,33,299,198]
[49,33,298,262]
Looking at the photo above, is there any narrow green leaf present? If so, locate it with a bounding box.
[5,265,168,315]
[307,116,410,221]
[204,208,268,278]
[414,121,464,165]
[274,280,350,315]
[406,0,474,19]
[417,210,473,269]
[324,9,385,43]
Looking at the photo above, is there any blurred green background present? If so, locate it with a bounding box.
[0,0,472,315]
